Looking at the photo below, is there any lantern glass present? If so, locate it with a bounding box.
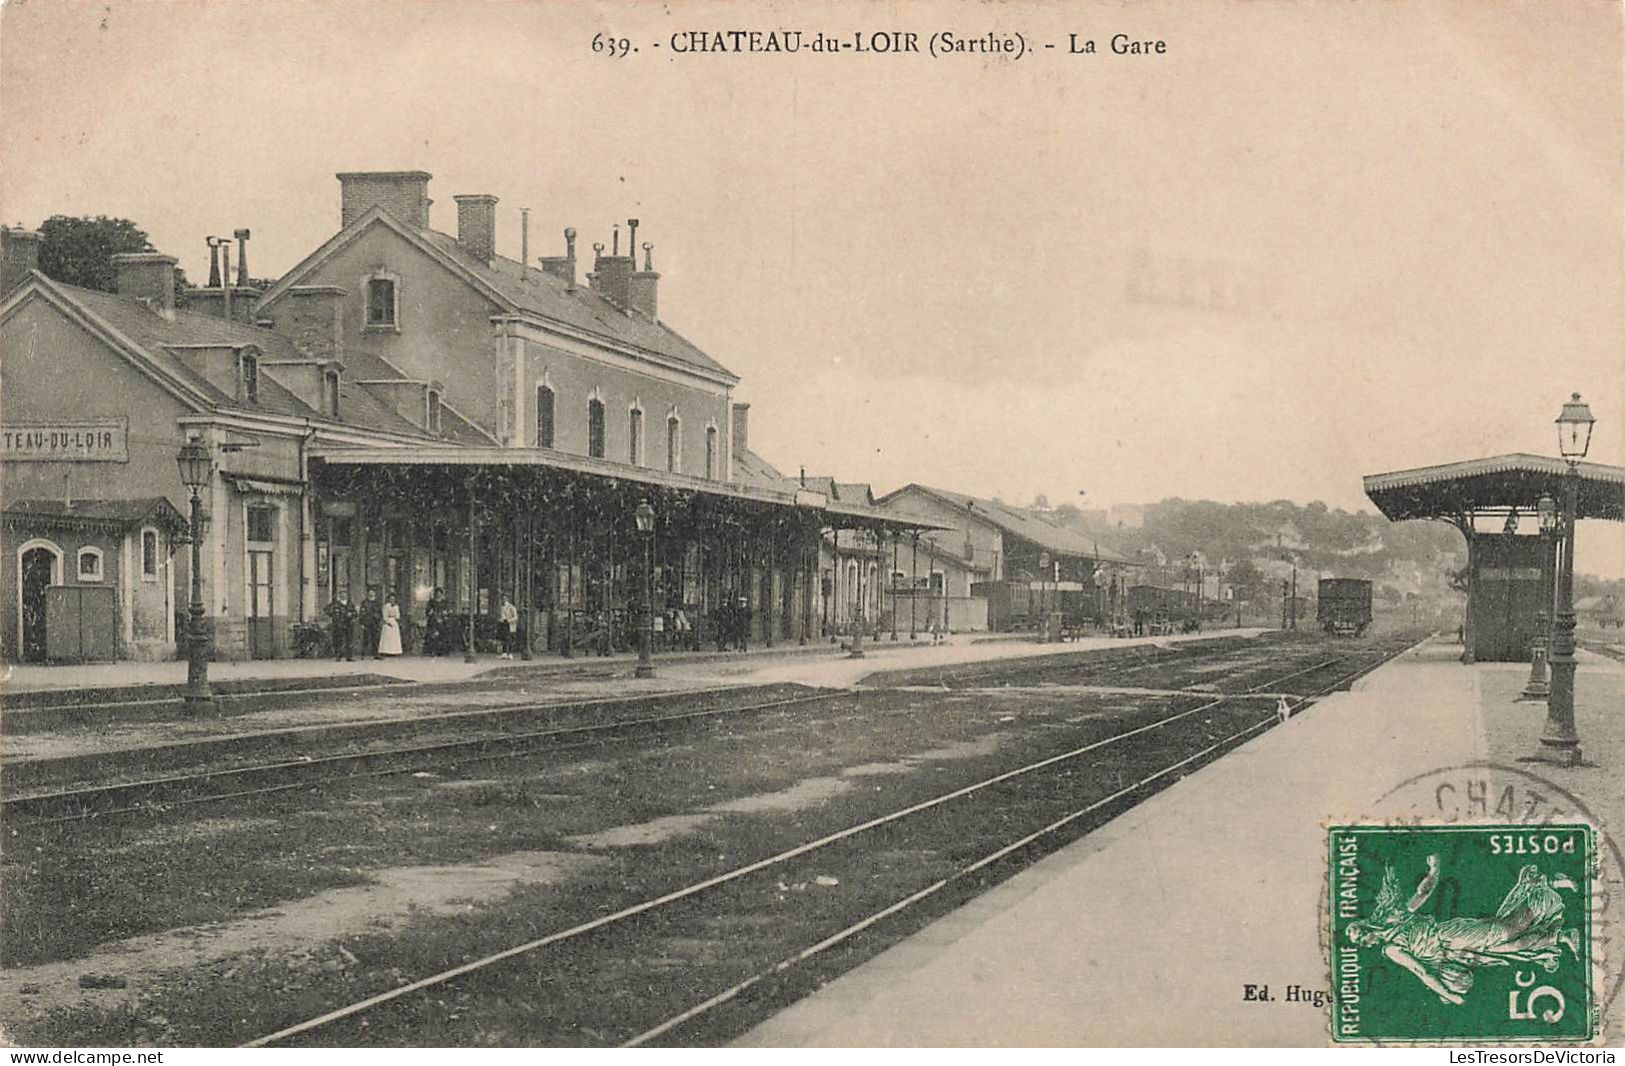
[1537,494,1558,532]
[633,500,656,534]
[176,439,213,491]
[1555,392,1595,462]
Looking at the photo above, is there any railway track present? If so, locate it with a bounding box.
[3,689,844,826]
[239,633,1423,1048]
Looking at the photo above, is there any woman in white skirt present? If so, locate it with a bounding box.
[378,592,404,656]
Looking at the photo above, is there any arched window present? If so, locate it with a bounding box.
[628,406,644,465]
[426,389,442,435]
[705,425,718,479]
[240,350,259,404]
[536,385,555,448]
[587,398,606,458]
[78,547,104,582]
[141,529,159,580]
[324,370,341,417]
[667,415,681,473]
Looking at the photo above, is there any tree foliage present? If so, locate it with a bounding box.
[36,215,190,293]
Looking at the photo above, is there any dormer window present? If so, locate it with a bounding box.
[427,388,442,435]
[365,276,398,330]
[324,370,341,417]
[240,350,259,404]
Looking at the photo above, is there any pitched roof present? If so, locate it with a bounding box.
[24,277,453,443]
[1363,453,1625,523]
[258,207,739,384]
[3,496,185,531]
[878,484,1134,564]
[417,230,738,381]
[732,447,788,490]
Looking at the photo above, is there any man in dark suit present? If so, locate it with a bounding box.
[359,587,383,659]
[326,589,357,661]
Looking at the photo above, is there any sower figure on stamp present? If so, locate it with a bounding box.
[359,587,383,660]
[326,588,356,662]
[1346,855,1581,1006]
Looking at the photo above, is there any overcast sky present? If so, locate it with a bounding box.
[3,1,1621,570]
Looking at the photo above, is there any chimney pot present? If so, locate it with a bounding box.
[540,227,580,290]
[112,251,178,317]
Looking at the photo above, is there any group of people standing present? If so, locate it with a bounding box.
[325,587,523,660]
[323,587,403,661]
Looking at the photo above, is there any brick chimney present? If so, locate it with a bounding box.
[539,227,578,290]
[731,402,750,459]
[278,285,347,361]
[113,252,177,317]
[591,247,634,309]
[337,171,433,228]
[1,226,41,296]
[628,241,659,320]
[454,194,498,264]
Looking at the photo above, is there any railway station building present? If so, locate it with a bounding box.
[875,484,1134,632]
[0,172,935,664]
[1363,453,1625,662]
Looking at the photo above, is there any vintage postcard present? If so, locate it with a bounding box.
[1,0,1621,1053]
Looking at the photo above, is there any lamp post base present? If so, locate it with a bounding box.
[1515,683,1549,702]
[1521,742,1583,769]
[183,691,216,714]
[634,665,655,679]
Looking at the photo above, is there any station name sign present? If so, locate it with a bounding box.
[1,420,129,462]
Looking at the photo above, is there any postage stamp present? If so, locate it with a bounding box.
[1328,822,1596,1044]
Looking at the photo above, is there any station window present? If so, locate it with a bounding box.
[240,351,259,404]
[366,277,397,328]
[628,406,644,466]
[704,425,718,479]
[247,504,276,544]
[536,386,555,448]
[427,389,442,435]
[141,529,159,579]
[588,398,605,459]
[78,547,104,581]
[667,415,681,473]
[324,370,341,418]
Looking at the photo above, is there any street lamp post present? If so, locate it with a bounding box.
[1519,493,1558,701]
[634,500,656,679]
[1038,550,1052,642]
[1534,393,1594,767]
[175,439,216,712]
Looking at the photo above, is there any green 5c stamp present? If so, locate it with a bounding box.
[1328,823,1595,1043]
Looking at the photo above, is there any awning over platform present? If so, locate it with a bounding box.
[310,446,950,532]
[1363,453,1625,523]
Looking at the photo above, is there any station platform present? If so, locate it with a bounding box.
[0,628,1267,698]
[2,630,1272,767]
[739,638,1625,1047]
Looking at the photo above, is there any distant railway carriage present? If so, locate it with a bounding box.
[1318,578,1373,636]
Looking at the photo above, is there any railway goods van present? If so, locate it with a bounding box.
[1317,578,1372,636]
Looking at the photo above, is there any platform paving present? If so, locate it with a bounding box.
[739,638,1625,1047]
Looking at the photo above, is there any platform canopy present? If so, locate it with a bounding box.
[1363,453,1625,524]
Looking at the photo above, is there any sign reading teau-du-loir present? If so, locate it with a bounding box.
[1,420,128,462]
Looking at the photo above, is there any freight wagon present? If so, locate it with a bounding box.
[1317,578,1372,637]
